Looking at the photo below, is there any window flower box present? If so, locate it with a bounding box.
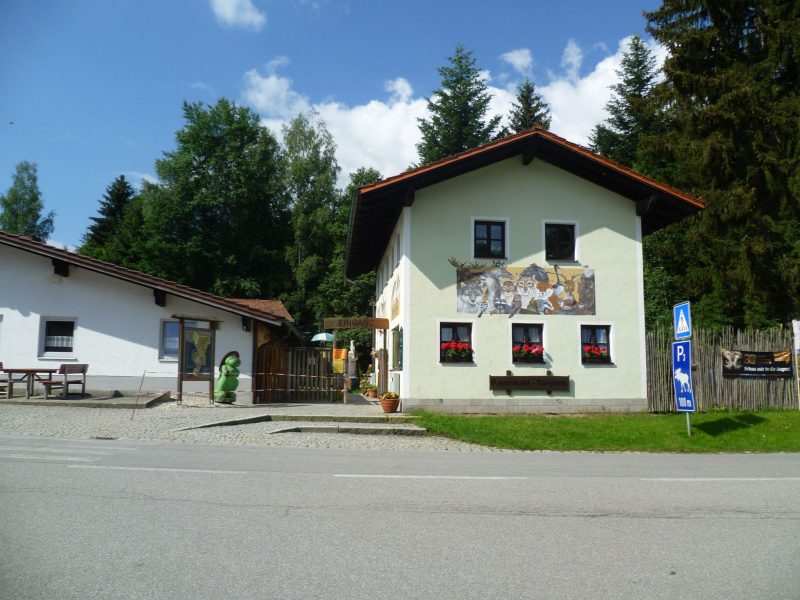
[582,344,610,364]
[512,343,545,364]
[440,341,473,363]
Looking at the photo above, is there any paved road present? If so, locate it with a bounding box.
[1,435,798,599]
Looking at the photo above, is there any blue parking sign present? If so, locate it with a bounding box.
[672,341,695,412]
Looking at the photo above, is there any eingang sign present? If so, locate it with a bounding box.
[323,317,389,330]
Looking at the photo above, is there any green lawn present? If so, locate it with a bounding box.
[412,410,800,452]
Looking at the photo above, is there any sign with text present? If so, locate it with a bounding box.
[721,350,793,378]
[323,317,390,330]
[489,375,570,393]
[672,341,695,412]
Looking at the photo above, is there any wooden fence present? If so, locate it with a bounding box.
[646,327,798,411]
[254,346,344,403]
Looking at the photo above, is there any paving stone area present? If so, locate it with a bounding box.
[0,403,498,452]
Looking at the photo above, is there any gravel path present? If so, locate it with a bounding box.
[0,403,497,452]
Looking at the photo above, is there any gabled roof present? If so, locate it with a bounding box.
[345,128,705,278]
[0,231,292,326]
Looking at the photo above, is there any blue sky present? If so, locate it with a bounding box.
[0,0,662,249]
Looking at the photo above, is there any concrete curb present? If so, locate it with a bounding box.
[173,413,417,431]
[268,425,426,436]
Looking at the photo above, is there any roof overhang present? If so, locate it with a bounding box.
[345,128,704,278]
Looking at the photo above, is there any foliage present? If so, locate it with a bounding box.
[589,35,661,168]
[440,341,473,360]
[281,111,342,334]
[0,161,54,240]
[512,343,544,362]
[417,45,502,165]
[641,1,800,329]
[124,99,291,297]
[413,410,800,453]
[80,175,136,260]
[507,78,551,133]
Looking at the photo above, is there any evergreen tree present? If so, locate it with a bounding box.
[0,161,54,240]
[644,0,800,329]
[80,175,136,260]
[281,111,341,334]
[417,45,502,164]
[508,78,551,132]
[589,35,660,168]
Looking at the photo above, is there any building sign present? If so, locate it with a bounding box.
[323,317,390,330]
[721,350,793,378]
[450,258,595,316]
[489,374,570,394]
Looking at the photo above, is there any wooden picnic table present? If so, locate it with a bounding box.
[2,368,58,399]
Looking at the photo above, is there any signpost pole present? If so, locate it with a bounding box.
[686,412,691,437]
[793,320,800,411]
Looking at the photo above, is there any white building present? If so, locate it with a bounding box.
[345,129,704,413]
[0,231,297,401]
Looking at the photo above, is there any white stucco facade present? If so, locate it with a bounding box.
[0,244,259,399]
[372,157,648,413]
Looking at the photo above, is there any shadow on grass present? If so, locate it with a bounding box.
[694,413,765,437]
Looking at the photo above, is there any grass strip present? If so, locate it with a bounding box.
[413,410,800,453]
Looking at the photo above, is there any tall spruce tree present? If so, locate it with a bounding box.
[508,78,551,132]
[417,45,502,164]
[644,0,800,329]
[0,161,54,240]
[80,175,136,260]
[589,36,660,168]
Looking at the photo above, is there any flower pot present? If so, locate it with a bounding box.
[364,389,377,398]
[380,397,400,413]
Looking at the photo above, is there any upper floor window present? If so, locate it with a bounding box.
[474,220,506,259]
[545,223,575,261]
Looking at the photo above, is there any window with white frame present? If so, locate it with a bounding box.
[545,222,576,261]
[440,322,473,363]
[581,324,611,364]
[160,320,180,360]
[43,319,76,354]
[511,323,545,363]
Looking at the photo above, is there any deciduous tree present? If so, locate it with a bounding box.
[0,161,54,240]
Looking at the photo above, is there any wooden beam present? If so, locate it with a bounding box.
[636,195,658,217]
[522,140,540,166]
[52,258,69,277]
[153,289,166,307]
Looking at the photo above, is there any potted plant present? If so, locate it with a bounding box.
[440,341,473,363]
[361,383,378,398]
[512,343,545,363]
[582,344,610,363]
[379,391,400,413]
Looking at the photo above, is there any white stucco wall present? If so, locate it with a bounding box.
[397,157,647,413]
[0,245,256,400]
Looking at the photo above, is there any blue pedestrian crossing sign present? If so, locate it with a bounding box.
[673,301,692,340]
[672,341,695,412]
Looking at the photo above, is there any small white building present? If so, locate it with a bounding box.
[345,129,704,413]
[0,231,297,401]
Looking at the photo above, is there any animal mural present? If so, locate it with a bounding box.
[449,257,596,316]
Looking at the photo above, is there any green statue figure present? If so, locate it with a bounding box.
[214,351,241,404]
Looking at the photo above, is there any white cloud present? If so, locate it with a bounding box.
[125,171,159,189]
[190,81,216,96]
[240,36,667,186]
[500,48,533,77]
[210,0,266,31]
[46,239,77,252]
[560,38,584,82]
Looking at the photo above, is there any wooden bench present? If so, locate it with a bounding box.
[41,364,89,399]
[0,362,8,399]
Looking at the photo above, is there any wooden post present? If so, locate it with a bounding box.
[177,318,185,404]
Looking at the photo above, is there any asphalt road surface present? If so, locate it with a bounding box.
[1,434,798,599]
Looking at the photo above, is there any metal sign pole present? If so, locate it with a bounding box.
[686,412,691,437]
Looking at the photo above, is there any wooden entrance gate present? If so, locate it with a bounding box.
[254,345,344,403]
